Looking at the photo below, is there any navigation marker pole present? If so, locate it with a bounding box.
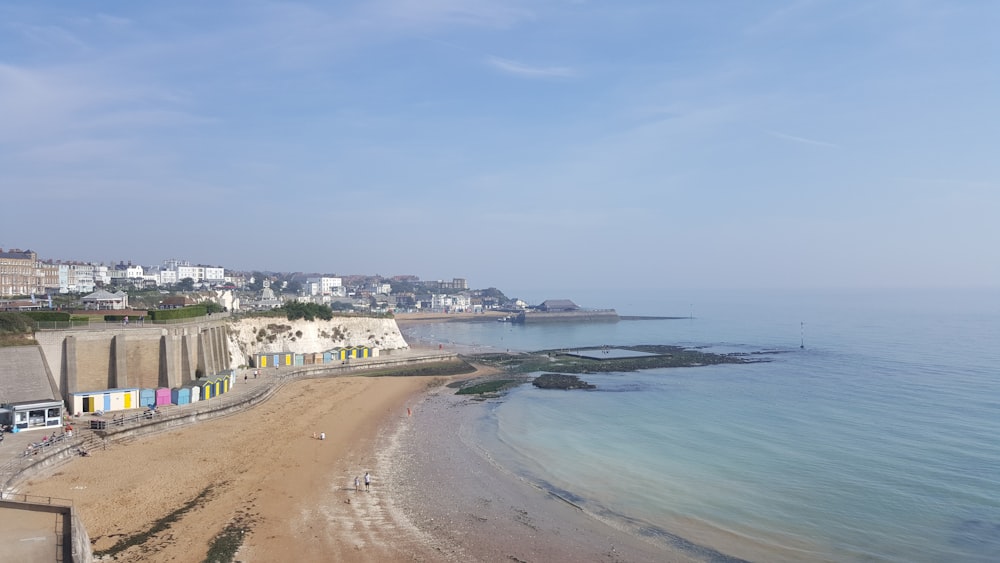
[800,322,805,349]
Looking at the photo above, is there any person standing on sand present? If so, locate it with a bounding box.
[364,472,371,492]
[354,476,360,491]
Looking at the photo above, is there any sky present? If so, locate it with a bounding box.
[2,1,998,291]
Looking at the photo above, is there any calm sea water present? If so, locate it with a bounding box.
[402,289,1000,562]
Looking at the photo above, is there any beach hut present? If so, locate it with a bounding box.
[257,354,268,368]
[75,391,111,413]
[72,392,101,415]
[155,388,172,407]
[294,354,305,366]
[200,379,214,400]
[322,351,334,364]
[109,390,126,412]
[189,385,200,403]
[122,389,139,409]
[140,388,156,409]
[171,387,191,405]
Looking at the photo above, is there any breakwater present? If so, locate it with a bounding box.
[514,310,619,323]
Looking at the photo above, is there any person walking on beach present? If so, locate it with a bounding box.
[364,472,371,492]
[354,476,360,492]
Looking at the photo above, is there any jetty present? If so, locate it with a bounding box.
[513,299,619,324]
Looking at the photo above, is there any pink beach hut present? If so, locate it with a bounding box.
[155,387,172,407]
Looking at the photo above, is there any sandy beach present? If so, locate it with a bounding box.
[19,374,451,562]
[17,332,697,562]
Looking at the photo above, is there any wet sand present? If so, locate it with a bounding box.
[383,386,699,563]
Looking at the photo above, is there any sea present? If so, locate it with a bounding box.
[401,288,1000,563]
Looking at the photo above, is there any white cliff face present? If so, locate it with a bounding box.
[226,316,409,368]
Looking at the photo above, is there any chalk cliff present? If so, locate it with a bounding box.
[226,316,409,368]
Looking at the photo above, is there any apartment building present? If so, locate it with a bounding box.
[0,248,39,297]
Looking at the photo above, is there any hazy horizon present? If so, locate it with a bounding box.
[3,2,998,291]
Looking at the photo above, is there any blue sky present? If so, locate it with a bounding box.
[2,1,998,291]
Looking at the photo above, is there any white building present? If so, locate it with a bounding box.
[371,282,392,295]
[176,265,203,282]
[53,261,105,293]
[430,294,471,312]
[306,276,343,296]
[158,268,178,286]
[109,262,144,284]
[174,264,226,284]
[204,266,225,282]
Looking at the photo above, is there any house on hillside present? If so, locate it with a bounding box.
[160,295,197,309]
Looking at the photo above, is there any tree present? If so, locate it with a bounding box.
[177,277,195,292]
[201,300,224,314]
[247,272,265,293]
[280,301,333,321]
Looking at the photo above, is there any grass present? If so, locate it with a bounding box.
[0,333,36,347]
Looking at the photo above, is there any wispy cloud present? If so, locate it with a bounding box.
[367,0,534,29]
[766,129,839,148]
[487,56,575,78]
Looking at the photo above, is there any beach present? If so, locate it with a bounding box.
[19,374,448,562]
[16,364,693,562]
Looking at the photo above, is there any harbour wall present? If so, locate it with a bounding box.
[515,310,620,323]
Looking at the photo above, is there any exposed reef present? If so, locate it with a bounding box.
[456,344,768,396]
[532,373,596,390]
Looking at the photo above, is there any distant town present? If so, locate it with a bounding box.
[0,247,524,314]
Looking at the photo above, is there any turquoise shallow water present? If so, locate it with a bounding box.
[403,289,1000,562]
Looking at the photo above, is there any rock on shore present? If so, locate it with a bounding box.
[532,373,596,390]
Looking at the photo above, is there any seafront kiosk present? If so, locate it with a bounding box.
[2,400,64,432]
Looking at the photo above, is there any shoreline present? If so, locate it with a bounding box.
[383,387,703,563]
[15,313,743,562]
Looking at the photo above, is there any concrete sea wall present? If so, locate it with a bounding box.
[5,315,409,408]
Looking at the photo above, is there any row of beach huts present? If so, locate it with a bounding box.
[71,371,236,415]
[69,346,379,415]
[253,345,377,368]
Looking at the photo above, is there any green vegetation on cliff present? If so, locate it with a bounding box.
[0,312,36,346]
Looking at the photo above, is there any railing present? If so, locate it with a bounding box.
[0,491,74,505]
[32,312,231,331]
[0,429,103,493]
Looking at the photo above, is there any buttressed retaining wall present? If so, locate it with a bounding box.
[32,319,233,405]
[23,315,409,407]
